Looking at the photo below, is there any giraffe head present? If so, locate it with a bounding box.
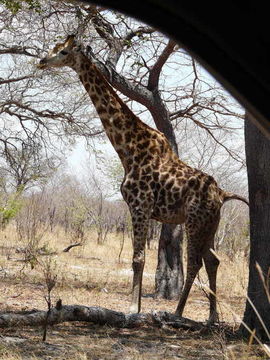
[38,34,83,70]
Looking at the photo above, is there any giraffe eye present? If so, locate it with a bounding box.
[60,50,68,55]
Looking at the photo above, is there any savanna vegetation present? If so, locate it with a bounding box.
[0,0,269,359]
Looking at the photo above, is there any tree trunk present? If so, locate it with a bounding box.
[155,224,184,299]
[240,113,270,341]
[150,91,184,300]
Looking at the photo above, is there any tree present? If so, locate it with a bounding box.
[0,136,59,228]
[83,168,114,244]
[0,1,103,176]
[240,114,270,341]
[0,138,58,192]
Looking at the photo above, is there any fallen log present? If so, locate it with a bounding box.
[0,303,204,331]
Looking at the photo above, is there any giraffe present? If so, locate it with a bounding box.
[38,35,248,323]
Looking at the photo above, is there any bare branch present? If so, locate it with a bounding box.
[62,242,82,252]
[92,58,153,108]
[0,45,38,57]
[148,39,176,91]
[191,58,199,98]
[0,75,34,85]
[170,103,200,120]
[124,26,155,42]
[184,116,244,164]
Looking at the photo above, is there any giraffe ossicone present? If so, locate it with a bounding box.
[38,35,248,323]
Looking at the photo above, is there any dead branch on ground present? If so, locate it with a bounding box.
[0,303,204,331]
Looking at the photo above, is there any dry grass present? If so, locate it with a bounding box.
[0,225,267,359]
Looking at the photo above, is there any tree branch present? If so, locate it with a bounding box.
[170,103,201,120]
[62,243,82,252]
[0,304,204,331]
[86,8,154,69]
[93,59,154,108]
[0,75,34,85]
[184,116,244,164]
[0,46,38,57]
[147,39,176,91]
[124,26,155,43]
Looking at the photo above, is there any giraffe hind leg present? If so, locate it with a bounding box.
[203,245,220,324]
[175,233,204,317]
[175,216,220,320]
[202,216,220,324]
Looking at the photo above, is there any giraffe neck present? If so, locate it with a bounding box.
[72,54,143,166]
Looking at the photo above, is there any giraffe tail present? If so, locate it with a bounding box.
[222,192,249,206]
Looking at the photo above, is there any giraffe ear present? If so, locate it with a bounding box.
[64,34,76,49]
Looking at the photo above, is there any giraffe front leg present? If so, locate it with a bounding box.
[129,211,149,313]
[130,248,145,313]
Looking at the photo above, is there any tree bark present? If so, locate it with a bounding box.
[240,113,270,341]
[155,224,184,299]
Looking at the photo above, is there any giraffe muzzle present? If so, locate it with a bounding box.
[37,58,48,69]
